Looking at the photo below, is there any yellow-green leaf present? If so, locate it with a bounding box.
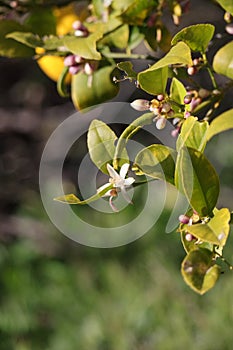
[213,41,233,79]
[207,109,233,140]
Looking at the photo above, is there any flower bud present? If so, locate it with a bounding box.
[69,65,81,75]
[184,111,191,118]
[161,102,171,113]
[226,23,233,35]
[84,62,95,75]
[198,88,210,99]
[190,97,202,111]
[171,128,179,138]
[184,94,192,104]
[187,66,197,75]
[157,94,164,101]
[64,55,77,67]
[185,233,194,242]
[130,99,150,111]
[172,117,180,125]
[179,214,190,224]
[155,117,166,130]
[73,20,89,37]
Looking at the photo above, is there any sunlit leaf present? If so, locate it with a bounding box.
[87,119,128,174]
[6,31,43,48]
[120,0,156,25]
[181,248,220,294]
[181,231,214,254]
[133,145,176,184]
[171,24,215,53]
[186,208,231,246]
[169,77,187,106]
[71,65,119,110]
[0,20,34,57]
[175,147,219,216]
[213,41,233,79]
[207,109,233,140]
[54,184,112,205]
[63,32,103,60]
[215,0,233,15]
[177,117,209,152]
[138,66,168,95]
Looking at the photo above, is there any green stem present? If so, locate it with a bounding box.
[202,53,218,89]
[113,112,155,169]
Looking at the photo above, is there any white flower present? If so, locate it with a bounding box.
[97,163,135,212]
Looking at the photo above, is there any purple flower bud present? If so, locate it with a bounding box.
[75,55,84,64]
[73,20,89,37]
[184,111,191,118]
[171,128,179,138]
[69,65,81,75]
[179,214,190,224]
[155,117,166,130]
[190,97,202,111]
[130,99,150,111]
[64,55,77,67]
[184,94,192,104]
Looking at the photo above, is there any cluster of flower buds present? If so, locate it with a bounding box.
[183,88,210,112]
[187,57,203,76]
[64,54,97,76]
[130,94,174,130]
[179,210,203,242]
[72,20,89,37]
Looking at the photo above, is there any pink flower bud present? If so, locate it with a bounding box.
[84,62,94,75]
[187,66,197,75]
[130,99,150,111]
[226,23,233,35]
[64,55,77,67]
[184,94,192,104]
[185,233,194,242]
[69,65,81,75]
[157,94,164,101]
[179,214,190,224]
[171,128,179,138]
[184,111,191,118]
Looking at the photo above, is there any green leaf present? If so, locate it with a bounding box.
[6,31,43,48]
[177,116,209,152]
[87,120,128,174]
[181,248,220,294]
[128,26,145,50]
[186,208,231,246]
[138,66,168,95]
[133,145,176,184]
[181,231,214,254]
[71,65,119,110]
[0,20,34,58]
[57,66,70,97]
[215,0,233,15]
[63,32,103,60]
[175,147,219,216]
[24,8,56,36]
[207,109,233,140]
[117,61,137,80]
[100,24,129,49]
[120,0,156,25]
[113,112,155,169]
[54,184,112,205]
[213,41,233,79]
[171,24,215,53]
[169,77,186,105]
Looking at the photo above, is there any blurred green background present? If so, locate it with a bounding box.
[1,0,233,349]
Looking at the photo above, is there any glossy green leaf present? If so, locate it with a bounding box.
[215,0,233,15]
[181,248,220,294]
[0,20,34,57]
[120,0,156,25]
[6,31,43,48]
[186,208,231,246]
[63,32,103,60]
[213,41,233,79]
[170,77,187,105]
[175,147,219,216]
[24,8,56,36]
[71,66,119,110]
[181,231,214,254]
[87,119,128,174]
[177,117,209,152]
[117,61,137,80]
[54,184,112,205]
[207,109,233,140]
[133,145,176,184]
[138,66,168,95]
[113,112,155,169]
[171,24,215,53]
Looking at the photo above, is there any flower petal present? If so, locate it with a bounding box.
[107,163,120,180]
[119,163,130,179]
[124,177,135,187]
[121,186,133,204]
[109,196,119,212]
